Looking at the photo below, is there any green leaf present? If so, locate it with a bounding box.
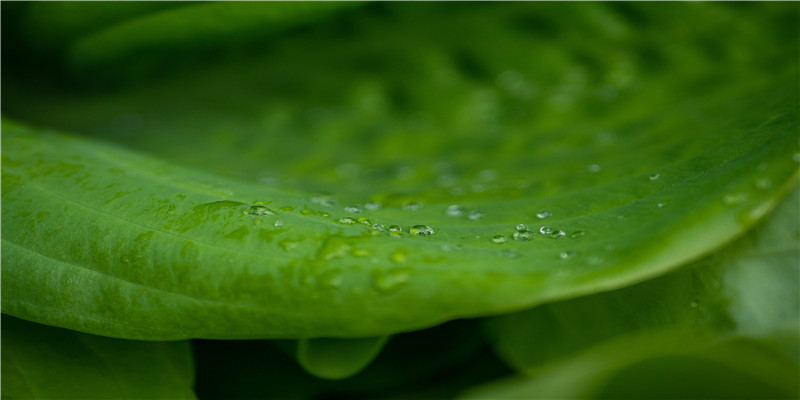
[483,185,799,371]
[296,336,389,380]
[460,333,799,400]
[2,3,798,343]
[0,315,196,399]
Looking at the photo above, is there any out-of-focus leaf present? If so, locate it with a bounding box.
[460,333,799,400]
[296,336,389,380]
[1,2,799,341]
[0,315,196,399]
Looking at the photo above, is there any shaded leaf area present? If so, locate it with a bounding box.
[0,315,196,399]
[471,186,799,398]
[2,2,799,341]
[193,319,511,400]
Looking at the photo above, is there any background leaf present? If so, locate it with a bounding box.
[1,315,196,399]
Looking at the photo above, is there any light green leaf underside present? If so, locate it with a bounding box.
[2,3,798,340]
[483,185,799,371]
[297,336,389,380]
[0,315,196,400]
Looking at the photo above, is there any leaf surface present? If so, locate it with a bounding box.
[0,315,196,399]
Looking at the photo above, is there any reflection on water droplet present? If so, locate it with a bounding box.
[491,235,507,244]
[587,164,601,173]
[516,224,528,231]
[246,205,276,216]
[388,225,403,237]
[559,250,577,259]
[536,210,552,219]
[344,205,362,213]
[274,220,284,227]
[403,201,423,211]
[409,225,435,236]
[337,217,356,224]
[513,230,533,241]
[357,217,371,226]
[649,173,660,180]
[755,177,772,190]
[723,193,747,205]
[371,224,385,231]
[657,202,665,208]
[468,210,484,220]
[446,205,465,216]
[570,230,585,238]
[364,201,381,211]
[539,226,553,235]
[550,230,566,238]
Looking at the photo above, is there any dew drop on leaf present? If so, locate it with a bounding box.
[649,173,660,180]
[536,210,552,219]
[516,224,528,231]
[357,217,371,226]
[446,205,465,216]
[468,210,484,220]
[559,250,577,259]
[402,201,423,211]
[364,201,381,211]
[337,217,356,225]
[246,205,275,216]
[491,235,507,244]
[344,205,362,213]
[409,225,435,236]
[570,230,585,238]
[274,220,284,227]
[539,226,553,235]
[550,230,566,238]
[512,230,533,241]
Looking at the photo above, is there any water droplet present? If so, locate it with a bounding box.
[388,225,403,237]
[539,226,553,235]
[723,193,747,205]
[550,230,566,238]
[321,199,336,207]
[516,224,528,231]
[344,205,362,213]
[559,250,577,259]
[446,205,465,216]
[587,164,601,173]
[364,201,381,211]
[246,205,276,216]
[512,230,533,241]
[337,217,356,224]
[409,225,435,236]
[372,268,411,293]
[755,177,772,190]
[657,202,665,208]
[649,173,660,181]
[536,210,552,219]
[357,217,371,226]
[403,201,423,211]
[491,235,507,244]
[371,224,385,231]
[273,220,284,227]
[570,230,585,238]
[468,210,484,220]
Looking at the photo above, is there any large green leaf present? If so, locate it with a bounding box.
[1,315,196,399]
[2,2,799,341]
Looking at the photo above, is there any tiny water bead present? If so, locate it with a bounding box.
[539,226,553,235]
[657,202,665,208]
[468,210,484,220]
[402,201,423,211]
[536,210,552,219]
[246,205,275,216]
[491,235,507,244]
[273,220,284,227]
[364,201,382,211]
[559,250,577,259]
[550,230,566,238]
[570,230,585,238]
[388,225,403,237]
[446,204,465,216]
[409,225,435,236]
[512,230,533,241]
[357,217,371,226]
[516,224,528,231]
[344,205,362,213]
[649,173,660,181]
[337,217,356,225]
